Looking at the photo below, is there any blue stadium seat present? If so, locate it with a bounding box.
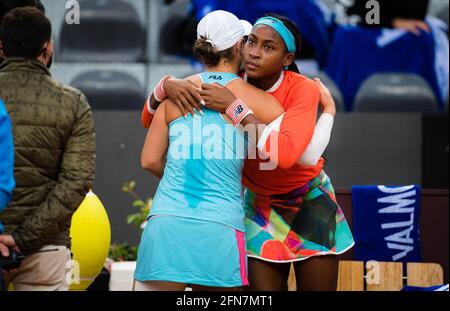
[59,0,146,62]
[71,70,145,110]
[354,73,440,113]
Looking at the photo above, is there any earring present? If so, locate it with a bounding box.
[284,66,289,70]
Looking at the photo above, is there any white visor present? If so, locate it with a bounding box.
[240,20,253,36]
[197,10,247,51]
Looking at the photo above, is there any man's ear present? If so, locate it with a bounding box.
[46,40,54,58]
[41,40,53,57]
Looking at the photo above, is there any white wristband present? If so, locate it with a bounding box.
[147,96,156,114]
[226,99,254,126]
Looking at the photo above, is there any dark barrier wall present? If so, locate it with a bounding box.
[422,116,449,189]
[325,113,422,187]
[92,112,449,261]
[92,111,158,247]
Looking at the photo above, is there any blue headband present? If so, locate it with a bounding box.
[254,17,296,53]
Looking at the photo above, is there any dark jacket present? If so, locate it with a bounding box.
[0,58,96,253]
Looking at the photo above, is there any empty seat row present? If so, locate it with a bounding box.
[68,68,445,114]
[354,73,442,114]
[58,0,146,62]
[71,70,145,110]
[58,63,196,110]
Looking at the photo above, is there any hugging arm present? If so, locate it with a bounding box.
[141,101,169,179]
[250,81,319,170]
[201,80,322,169]
[141,78,204,128]
[141,76,335,169]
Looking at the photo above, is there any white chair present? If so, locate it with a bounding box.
[109,261,137,291]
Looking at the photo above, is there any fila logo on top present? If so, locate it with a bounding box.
[208,75,223,81]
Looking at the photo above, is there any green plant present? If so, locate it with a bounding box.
[122,181,152,231]
[108,181,152,262]
[108,243,138,262]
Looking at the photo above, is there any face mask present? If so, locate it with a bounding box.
[46,54,52,69]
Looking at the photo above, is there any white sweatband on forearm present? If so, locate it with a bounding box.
[153,75,173,102]
[226,99,254,127]
[256,113,285,152]
[147,95,156,114]
[298,113,334,166]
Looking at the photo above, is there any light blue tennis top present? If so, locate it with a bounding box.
[149,72,248,231]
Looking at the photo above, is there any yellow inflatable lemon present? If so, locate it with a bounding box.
[69,191,111,290]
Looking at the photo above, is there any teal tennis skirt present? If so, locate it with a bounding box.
[134,215,248,288]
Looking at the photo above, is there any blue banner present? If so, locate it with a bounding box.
[401,284,449,292]
[352,185,421,262]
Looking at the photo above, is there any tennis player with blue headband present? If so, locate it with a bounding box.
[142,13,354,291]
[200,13,353,292]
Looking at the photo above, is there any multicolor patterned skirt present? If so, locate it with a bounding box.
[244,171,355,262]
